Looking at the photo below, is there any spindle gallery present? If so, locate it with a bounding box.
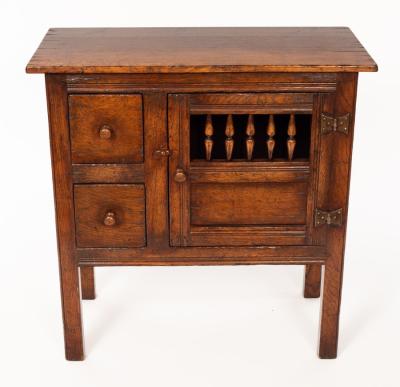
[26,27,377,360]
[199,113,300,161]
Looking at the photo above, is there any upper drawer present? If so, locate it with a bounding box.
[69,94,143,163]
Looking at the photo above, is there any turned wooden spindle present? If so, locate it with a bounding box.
[246,114,255,161]
[225,114,234,161]
[267,114,275,160]
[204,114,214,161]
[287,114,296,161]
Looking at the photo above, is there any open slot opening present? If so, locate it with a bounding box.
[190,114,311,161]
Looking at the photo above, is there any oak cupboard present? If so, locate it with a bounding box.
[26,27,377,360]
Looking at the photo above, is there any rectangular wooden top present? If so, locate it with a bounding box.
[26,27,377,74]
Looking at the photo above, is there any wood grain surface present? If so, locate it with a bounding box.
[69,94,143,163]
[190,182,308,225]
[74,184,146,248]
[45,74,84,360]
[26,27,377,74]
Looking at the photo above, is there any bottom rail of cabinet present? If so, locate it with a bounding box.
[77,246,328,266]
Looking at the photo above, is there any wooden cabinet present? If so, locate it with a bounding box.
[26,27,377,360]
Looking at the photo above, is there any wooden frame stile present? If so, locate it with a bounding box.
[168,94,191,246]
[304,94,324,298]
[143,92,170,249]
[318,73,359,358]
[45,74,84,360]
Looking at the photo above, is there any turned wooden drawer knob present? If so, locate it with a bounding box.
[103,211,116,226]
[174,168,187,183]
[99,125,112,139]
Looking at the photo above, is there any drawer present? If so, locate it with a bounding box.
[69,94,143,163]
[74,184,146,248]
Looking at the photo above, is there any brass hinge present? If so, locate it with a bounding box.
[315,208,343,227]
[321,113,350,134]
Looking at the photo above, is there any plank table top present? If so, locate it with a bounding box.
[26,27,377,74]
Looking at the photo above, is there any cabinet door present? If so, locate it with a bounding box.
[168,93,322,247]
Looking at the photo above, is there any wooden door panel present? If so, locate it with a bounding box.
[191,182,307,225]
[168,93,322,247]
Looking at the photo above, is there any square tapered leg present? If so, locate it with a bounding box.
[318,258,344,359]
[80,267,96,300]
[304,264,322,298]
[47,75,85,360]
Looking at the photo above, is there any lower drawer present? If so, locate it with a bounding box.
[74,184,146,248]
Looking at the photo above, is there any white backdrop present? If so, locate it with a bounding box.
[1,1,399,386]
